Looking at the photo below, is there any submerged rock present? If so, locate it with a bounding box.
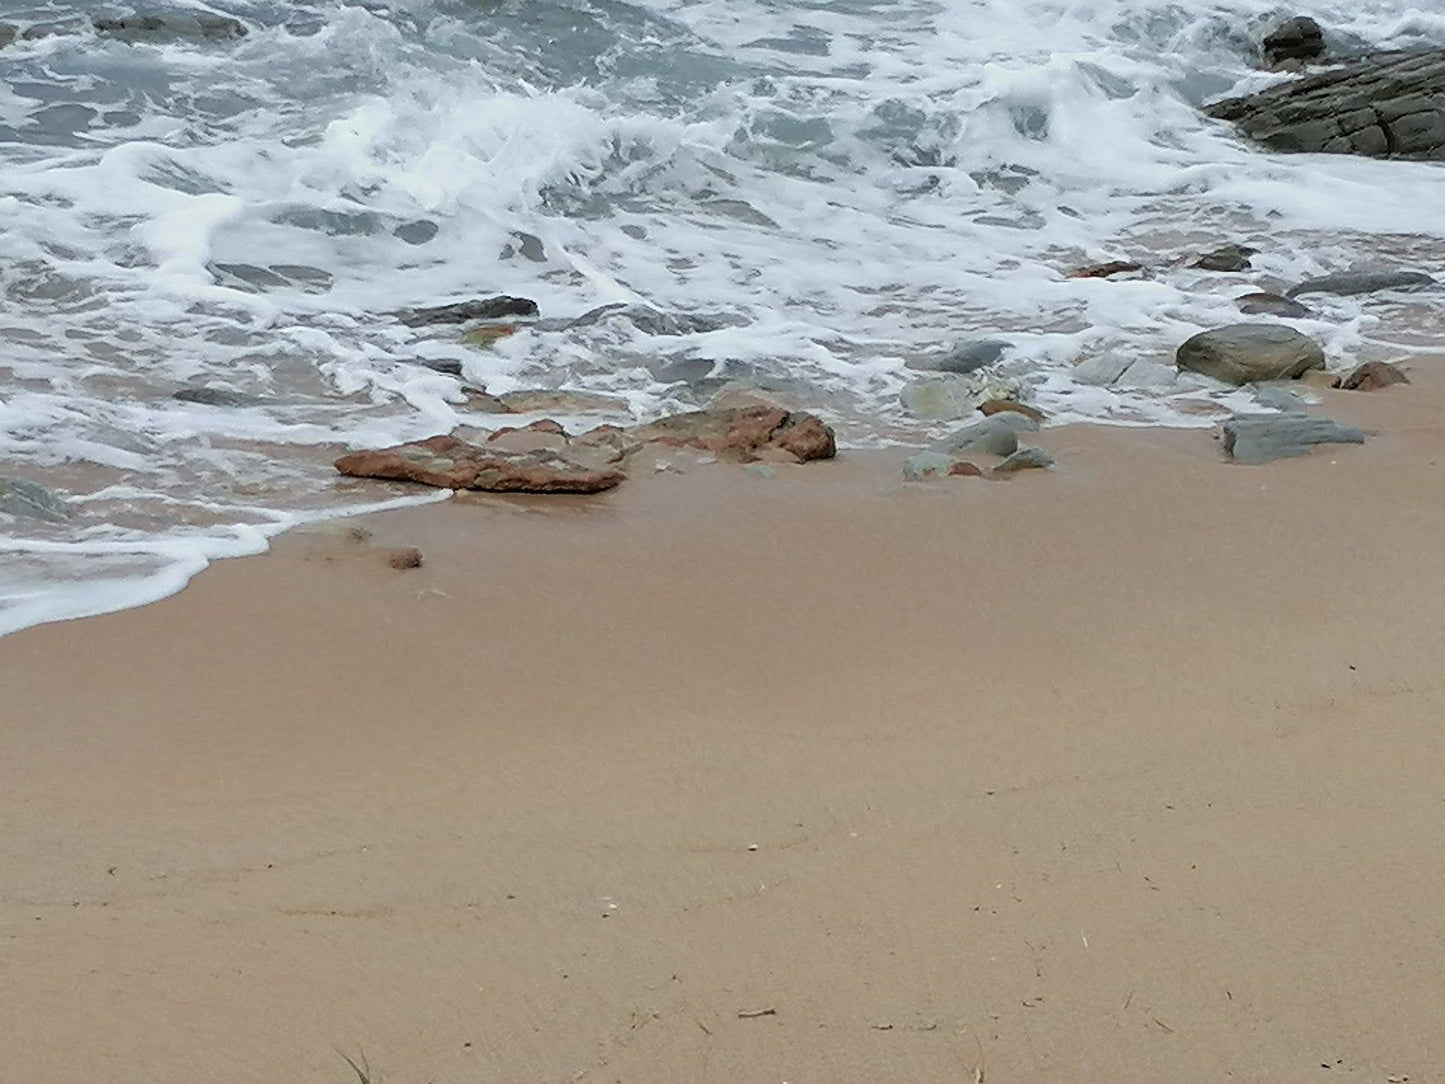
[1236,291,1311,318]
[566,304,741,336]
[902,451,955,480]
[928,338,1012,375]
[397,296,538,327]
[0,23,15,48]
[0,477,69,522]
[1206,49,1445,158]
[901,373,1024,420]
[1262,16,1326,68]
[1066,260,1144,279]
[1340,360,1409,390]
[335,434,625,494]
[173,387,263,407]
[93,14,249,40]
[1192,243,1256,272]
[1175,323,1325,385]
[1287,271,1436,297]
[630,407,836,463]
[1222,415,1365,463]
[495,389,630,415]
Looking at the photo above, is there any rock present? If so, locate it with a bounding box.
[900,373,1024,420]
[1115,360,1182,391]
[462,388,514,413]
[1192,244,1256,272]
[937,416,1021,458]
[1287,271,1435,297]
[0,23,15,48]
[93,14,248,40]
[496,389,630,415]
[484,419,572,456]
[1262,16,1325,68]
[1340,360,1409,390]
[629,407,836,463]
[173,387,262,407]
[1071,354,1134,386]
[903,452,955,480]
[1221,415,1366,463]
[413,358,464,376]
[928,338,1011,375]
[949,460,985,478]
[1253,385,1312,412]
[397,296,538,327]
[1175,323,1325,385]
[979,399,1045,423]
[393,220,439,245]
[335,435,625,493]
[566,304,740,336]
[0,477,69,522]
[1206,50,1445,158]
[707,384,793,412]
[386,547,424,570]
[993,446,1055,473]
[1300,369,1344,390]
[1236,291,1311,318]
[1066,260,1144,279]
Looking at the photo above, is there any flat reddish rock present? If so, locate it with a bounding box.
[630,407,836,463]
[336,435,624,494]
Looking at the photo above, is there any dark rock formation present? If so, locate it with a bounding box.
[1262,16,1325,68]
[93,15,249,40]
[1287,270,1435,296]
[397,296,538,327]
[1066,260,1143,279]
[1192,244,1256,272]
[1236,292,1311,317]
[1176,324,1325,385]
[1207,50,1445,158]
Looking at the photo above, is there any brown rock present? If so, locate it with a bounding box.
[386,547,424,570]
[1340,360,1409,391]
[336,435,625,494]
[979,399,1045,423]
[1300,370,1343,391]
[630,407,836,463]
[1066,260,1143,279]
[948,461,985,477]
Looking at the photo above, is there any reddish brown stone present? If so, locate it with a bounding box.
[336,435,625,494]
[488,418,567,440]
[1066,260,1143,279]
[948,461,985,477]
[979,400,1045,422]
[1340,360,1409,391]
[630,407,836,463]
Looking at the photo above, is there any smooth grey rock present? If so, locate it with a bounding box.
[1207,49,1445,158]
[0,477,69,522]
[1253,385,1312,412]
[902,451,955,480]
[173,387,263,408]
[901,373,1024,421]
[1071,354,1134,386]
[994,446,1055,473]
[413,358,463,376]
[397,296,538,327]
[1237,291,1312,317]
[1263,16,1325,67]
[936,416,1020,457]
[393,220,438,245]
[1115,360,1181,391]
[1287,271,1436,297]
[936,338,1011,374]
[1175,323,1325,385]
[93,14,248,40]
[1222,415,1365,462]
[566,304,740,336]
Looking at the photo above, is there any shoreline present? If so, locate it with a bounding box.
[3,368,1443,1082]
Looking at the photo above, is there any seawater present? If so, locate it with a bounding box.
[2,0,1443,634]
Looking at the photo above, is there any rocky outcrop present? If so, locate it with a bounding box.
[94,15,249,40]
[1262,16,1325,68]
[335,432,625,494]
[630,407,836,463]
[397,296,538,327]
[1222,415,1365,463]
[1207,50,1445,158]
[1287,270,1435,296]
[1340,360,1409,390]
[1176,324,1325,385]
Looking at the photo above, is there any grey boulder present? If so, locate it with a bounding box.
[1287,271,1435,297]
[1176,323,1325,385]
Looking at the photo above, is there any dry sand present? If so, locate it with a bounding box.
[2,370,1443,1083]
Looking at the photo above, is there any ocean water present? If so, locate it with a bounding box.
[2,0,1443,634]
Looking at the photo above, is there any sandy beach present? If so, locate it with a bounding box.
[2,369,1443,1083]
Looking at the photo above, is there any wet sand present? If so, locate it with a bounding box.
[2,370,1443,1083]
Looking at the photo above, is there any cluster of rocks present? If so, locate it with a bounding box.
[1,13,248,46]
[1206,16,1445,159]
[902,412,1054,481]
[335,405,837,495]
